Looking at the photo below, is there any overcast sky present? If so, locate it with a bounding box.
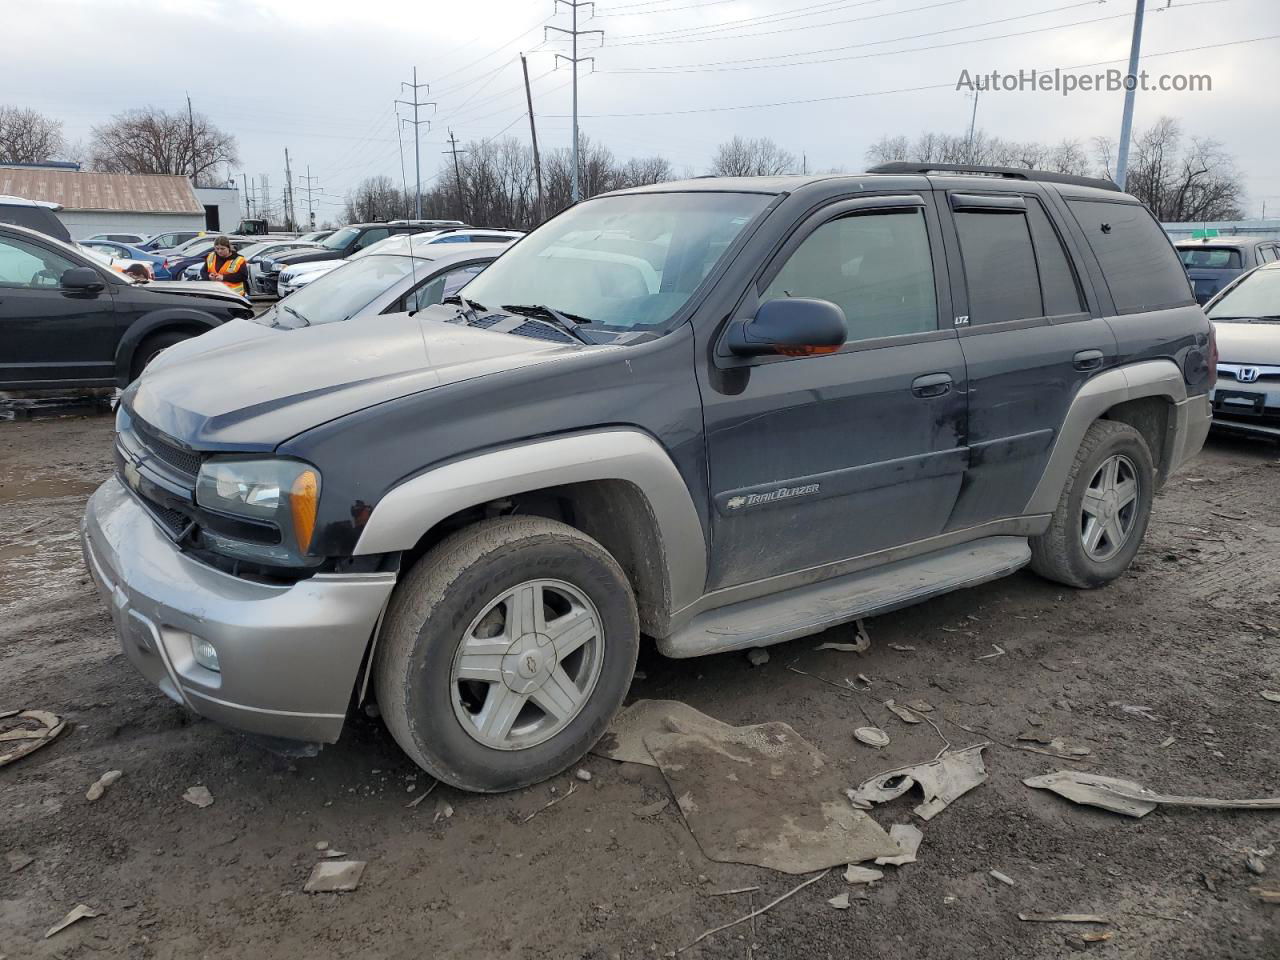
[6,0,1279,220]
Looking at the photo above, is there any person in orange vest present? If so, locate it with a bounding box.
[200,236,249,295]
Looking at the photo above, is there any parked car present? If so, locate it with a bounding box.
[1176,236,1280,305]
[296,230,335,243]
[0,194,71,242]
[258,221,467,296]
[84,164,1211,792]
[84,232,148,245]
[80,245,157,280]
[1203,261,1280,438]
[157,235,256,283]
[180,238,318,283]
[0,222,253,389]
[81,240,170,278]
[137,230,207,252]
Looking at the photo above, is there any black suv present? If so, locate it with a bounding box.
[0,222,254,389]
[258,220,467,295]
[84,164,1212,792]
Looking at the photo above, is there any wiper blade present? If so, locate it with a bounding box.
[442,293,486,321]
[501,303,594,344]
[281,304,310,327]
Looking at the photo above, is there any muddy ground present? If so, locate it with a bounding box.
[1,413,1278,959]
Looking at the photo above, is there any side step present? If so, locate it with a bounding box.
[657,536,1031,658]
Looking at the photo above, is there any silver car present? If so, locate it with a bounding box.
[1205,261,1280,438]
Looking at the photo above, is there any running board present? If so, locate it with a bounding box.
[657,536,1031,658]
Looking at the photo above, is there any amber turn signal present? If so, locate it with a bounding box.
[290,469,320,553]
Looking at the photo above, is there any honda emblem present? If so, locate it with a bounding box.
[1236,367,1260,383]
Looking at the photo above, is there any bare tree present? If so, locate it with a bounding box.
[89,107,238,185]
[343,176,405,223]
[0,106,64,164]
[710,136,796,177]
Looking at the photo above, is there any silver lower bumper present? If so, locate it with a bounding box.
[82,477,397,743]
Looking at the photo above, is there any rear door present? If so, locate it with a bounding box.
[700,193,969,589]
[938,187,1115,529]
[0,233,118,387]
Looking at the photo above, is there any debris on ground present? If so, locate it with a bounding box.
[828,892,851,910]
[643,720,898,874]
[854,726,891,748]
[1024,771,1280,818]
[989,869,1017,887]
[1261,691,1280,703]
[1108,702,1159,721]
[884,700,922,725]
[575,768,592,783]
[888,644,916,652]
[406,781,439,808]
[633,797,670,818]
[974,644,1006,661]
[6,852,35,873]
[673,869,830,955]
[182,785,214,809]
[304,860,366,893]
[434,801,455,824]
[593,700,733,768]
[844,864,884,884]
[315,841,329,851]
[1018,913,1108,924]
[746,648,770,667]
[85,769,122,802]
[320,849,347,859]
[1016,734,1092,760]
[906,700,934,713]
[847,744,989,821]
[45,904,100,938]
[875,824,924,866]
[1250,887,1280,904]
[816,619,871,654]
[1160,737,1176,748]
[1081,931,1114,943]
[0,709,66,768]
[521,784,576,823]
[1245,845,1274,875]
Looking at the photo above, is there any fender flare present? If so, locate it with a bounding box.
[114,308,224,381]
[353,429,708,616]
[1024,359,1189,515]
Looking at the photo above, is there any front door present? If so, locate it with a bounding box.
[0,233,119,387]
[700,194,969,590]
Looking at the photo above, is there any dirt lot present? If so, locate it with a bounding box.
[2,414,1278,959]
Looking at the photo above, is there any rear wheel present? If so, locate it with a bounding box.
[1030,420,1155,588]
[129,331,192,381]
[374,516,639,792]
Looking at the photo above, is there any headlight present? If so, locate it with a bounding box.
[195,458,322,566]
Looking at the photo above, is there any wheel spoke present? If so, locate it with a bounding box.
[1106,516,1127,547]
[530,665,584,721]
[1083,517,1106,553]
[455,651,505,683]
[1114,476,1138,508]
[476,685,527,741]
[1102,456,1120,491]
[505,583,543,639]
[546,607,598,659]
[1081,489,1107,519]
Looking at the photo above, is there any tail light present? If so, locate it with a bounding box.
[1207,324,1219,390]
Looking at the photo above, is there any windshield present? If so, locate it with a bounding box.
[461,191,771,330]
[1179,247,1243,270]
[265,254,419,327]
[351,234,412,259]
[1207,268,1280,321]
[322,226,359,250]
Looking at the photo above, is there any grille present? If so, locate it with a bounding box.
[148,504,190,538]
[510,320,575,344]
[132,419,202,478]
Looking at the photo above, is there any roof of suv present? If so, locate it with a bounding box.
[1175,236,1270,247]
[0,193,63,210]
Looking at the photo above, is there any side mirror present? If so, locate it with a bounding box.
[727,297,847,358]
[61,267,105,292]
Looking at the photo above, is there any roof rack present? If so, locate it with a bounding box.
[866,162,1121,193]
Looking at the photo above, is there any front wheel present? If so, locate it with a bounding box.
[1030,420,1155,588]
[129,331,192,381]
[374,516,639,792]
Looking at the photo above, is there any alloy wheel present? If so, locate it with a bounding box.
[1079,453,1140,562]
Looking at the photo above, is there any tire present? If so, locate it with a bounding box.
[129,331,192,381]
[1030,420,1155,589]
[374,516,639,793]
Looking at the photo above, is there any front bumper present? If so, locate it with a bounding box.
[1209,379,1280,439]
[82,477,396,743]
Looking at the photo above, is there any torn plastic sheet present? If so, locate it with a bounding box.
[1025,771,1280,818]
[846,744,989,821]
[0,709,66,767]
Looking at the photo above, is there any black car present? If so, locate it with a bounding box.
[258,221,465,295]
[0,194,72,242]
[1176,236,1280,305]
[0,222,254,389]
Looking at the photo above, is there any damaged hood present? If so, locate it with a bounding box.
[140,279,249,306]
[127,309,580,449]
[1213,320,1280,365]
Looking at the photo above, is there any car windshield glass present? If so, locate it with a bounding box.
[1179,247,1243,269]
[461,191,771,331]
[264,254,418,327]
[351,234,411,259]
[1207,268,1280,321]
[322,227,359,250]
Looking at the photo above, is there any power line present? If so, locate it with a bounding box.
[396,67,437,219]
[547,0,604,202]
[597,0,738,15]
[604,0,912,42]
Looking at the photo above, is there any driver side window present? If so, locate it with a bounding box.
[0,235,77,289]
[355,228,389,250]
[761,208,938,342]
[405,264,486,312]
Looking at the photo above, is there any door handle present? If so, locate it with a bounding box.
[911,373,953,398]
[1073,349,1105,371]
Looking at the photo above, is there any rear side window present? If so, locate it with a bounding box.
[1025,198,1085,315]
[1068,200,1193,312]
[1179,247,1243,269]
[954,209,1042,324]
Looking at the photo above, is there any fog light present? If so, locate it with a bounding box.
[191,636,221,672]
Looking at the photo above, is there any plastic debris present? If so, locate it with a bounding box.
[1109,702,1159,721]
[434,801,455,824]
[1251,887,1280,904]
[876,824,924,866]
[990,869,1017,887]
[304,860,366,893]
[844,864,884,884]
[1245,844,1274,875]
[321,849,348,859]
[974,644,1006,661]
[1081,931,1114,943]
[0,709,66,768]
[1160,737,1176,748]
[1262,691,1280,703]
[85,770,123,802]
[828,893,851,910]
[817,619,871,654]
[575,768,593,783]
[315,841,329,851]
[847,744,989,821]
[6,852,34,873]
[854,727,890,748]
[633,797,670,818]
[1016,734,1092,759]
[182,785,214,808]
[746,648,770,667]
[888,643,916,652]
[1024,771,1280,818]
[905,700,934,713]
[1018,913,1108,924]
[884,700,922,725]
[45,904,99,939]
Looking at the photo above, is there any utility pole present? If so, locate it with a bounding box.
[966,90,980,162]
[298,166,320,230]
[241,173,251,218]
[283,149,296,232]
[397,67,436,220]
[521,53,546,224]
[1114,0,1147,191]
[186,94,198,183]
[444,130,468,222]
[547,0,603,203]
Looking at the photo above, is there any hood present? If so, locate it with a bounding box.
[126,308,581,449]
[272,248,343,267]
[140,279,249,306]
[1213,320,1280,365]
[282,259,342,277]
